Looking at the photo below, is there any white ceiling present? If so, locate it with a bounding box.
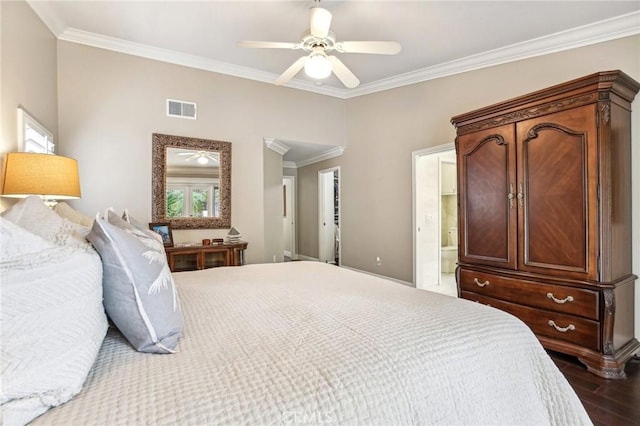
[26,0,640,164]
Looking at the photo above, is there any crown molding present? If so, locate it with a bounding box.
[263,138,290,156]
[295,146,345,168]
[55,27,350,98]
[28,4,639,99]
[346,11,640,98]
[264,138,344,168]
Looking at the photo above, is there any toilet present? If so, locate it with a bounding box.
[441,227,458,273]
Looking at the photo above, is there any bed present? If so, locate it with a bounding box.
[1,198,592,425]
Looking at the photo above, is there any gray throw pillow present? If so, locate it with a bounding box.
[88,216,182,354]
[121,209,151,233]
[108,209,163,245]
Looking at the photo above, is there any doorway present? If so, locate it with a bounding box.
[412,144,458,296]
[318,167,340,265]
[283,175,296,260]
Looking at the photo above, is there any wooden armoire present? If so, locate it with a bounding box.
[451,71,639,379]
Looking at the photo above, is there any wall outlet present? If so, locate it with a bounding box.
[375,256,382,267]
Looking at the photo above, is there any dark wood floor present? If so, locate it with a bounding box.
[549,351,640,426]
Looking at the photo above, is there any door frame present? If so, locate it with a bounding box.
[283,175,296,259]
[412,143,455,288]
[318,166,341,264]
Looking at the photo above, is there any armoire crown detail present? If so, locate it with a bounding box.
[456,94,597,135]
[452,70,639,379]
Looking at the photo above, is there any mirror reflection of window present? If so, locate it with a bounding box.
[166,184,217,218]
[165,147,220,218]
[166,188,185,217]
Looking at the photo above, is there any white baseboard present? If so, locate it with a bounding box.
[340,265,414,287]
[296,254,319,262]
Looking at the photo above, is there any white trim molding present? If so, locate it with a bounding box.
[264,138,290,156]
[295,146,345,168]
[26,2,640,100]
[346,11,640,98]
[296,254,319,262]
[340,265,414,288]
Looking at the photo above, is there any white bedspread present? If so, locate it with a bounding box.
[33,261,591,425]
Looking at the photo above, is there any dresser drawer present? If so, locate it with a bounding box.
[462,291,600,351]
[459,269,599,320]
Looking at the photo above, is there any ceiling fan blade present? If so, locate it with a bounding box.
[335,41,402,55]
[237,41,301,50]
[310,7,332,38]
[275,55,308,86]
[328,56,360,89]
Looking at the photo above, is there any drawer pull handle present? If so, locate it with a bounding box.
[548,320,575,333]
[474,278,490,288]
[546,293,574,304]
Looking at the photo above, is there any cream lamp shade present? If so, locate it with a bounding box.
[0,152,81,199]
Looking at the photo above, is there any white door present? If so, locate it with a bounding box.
[283,176,296,259]
[412,144,455,288]
[319,167,339,264]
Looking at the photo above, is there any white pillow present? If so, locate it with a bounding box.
[53,201,94,228]
[1,196,91,250]
[0,217,108,425]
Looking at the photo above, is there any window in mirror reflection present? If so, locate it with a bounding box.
[166,147,221,218]
[166,181,219,218]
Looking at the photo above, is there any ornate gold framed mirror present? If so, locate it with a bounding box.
[152,133,231,229]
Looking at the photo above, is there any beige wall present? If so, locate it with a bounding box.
[338,36,639,282]
[56,41,346,264]
[296,156,342,259]
[334,35,639,338]
[293,36,640,338]
[263,144,284,263]
[0,0,58,211]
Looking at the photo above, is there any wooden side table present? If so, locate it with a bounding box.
[165,242,248,272]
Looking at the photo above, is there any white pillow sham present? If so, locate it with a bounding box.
[1,196,90,250]
[53,201,95,228]
[0,217,108,426]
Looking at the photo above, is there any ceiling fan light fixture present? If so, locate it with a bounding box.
[197,156,208,165]
[304,52,332,79]
[239,4,400,88]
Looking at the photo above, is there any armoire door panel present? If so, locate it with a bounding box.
[457,125,516,268]
[517,105,598,280]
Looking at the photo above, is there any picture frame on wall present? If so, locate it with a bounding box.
[149,222,174,247]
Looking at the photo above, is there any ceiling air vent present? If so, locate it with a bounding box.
[167,99,197,119]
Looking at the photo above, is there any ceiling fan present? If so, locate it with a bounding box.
[177,151,218,165]
[238,4,401,88]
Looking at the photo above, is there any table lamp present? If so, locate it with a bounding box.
[1,152,81,205]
